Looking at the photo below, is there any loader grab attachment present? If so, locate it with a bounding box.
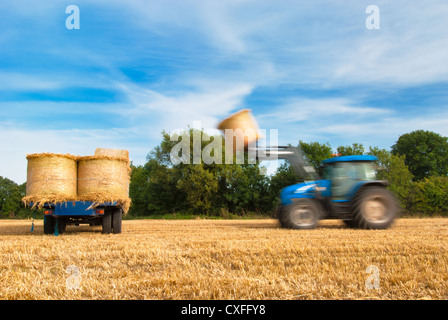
[251,146,319,181]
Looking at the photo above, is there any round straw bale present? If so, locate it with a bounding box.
[23,153,78,207]
[94,148,129,159]
[217,109,262,152]
[77,155,131,213]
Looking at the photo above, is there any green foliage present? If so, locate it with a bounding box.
[0,177,30,218]
[128,164,151,216]
[128,128,273,217]
[177,164,218,214]
[4,129,447,219]
[368,147,414,211]
[126,131,448,217]
[411,177,448,216]
[299,141,333,171]
[391,130,448,181]
[337,143,365,156]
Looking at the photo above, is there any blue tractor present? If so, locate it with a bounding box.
[258,146,398,229]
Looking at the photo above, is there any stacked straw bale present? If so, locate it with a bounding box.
[77,154,131,214]
[22,149,131,214]
[94,147,129,159]
[22,153,78,208]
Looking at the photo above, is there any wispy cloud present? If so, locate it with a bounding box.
[118,80,254,132]
[258,98,390,124]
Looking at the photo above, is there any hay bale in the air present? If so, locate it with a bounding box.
[217,109,262,151]
[77,155,131,214]
[23,153,78,208]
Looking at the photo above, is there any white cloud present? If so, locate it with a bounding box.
[329,1,448,86]
[255,97,448,152]
[257,98,390,124]
[118,80,254,132]
[320,113,448,139]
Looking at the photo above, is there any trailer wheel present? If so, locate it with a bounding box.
[112,208,122,234]
[102,210,112,234]
[44,216,54,234]
[57,217,67,234]
[352,187,398,229]
[279,199,322,230]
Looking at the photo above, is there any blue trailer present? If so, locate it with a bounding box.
[42,201,123,234]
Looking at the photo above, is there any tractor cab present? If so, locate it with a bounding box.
[320,155,379,201]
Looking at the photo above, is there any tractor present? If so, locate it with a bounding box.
[256,146,398,229]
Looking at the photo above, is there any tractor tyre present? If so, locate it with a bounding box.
[279,199,322,230]
[44,216,54,234]
[342,219,356,228]
[112,208,122,234]
[352,187,398,229]
[277,206,289,228]
[57,217,67,234]
[102,210,112,234]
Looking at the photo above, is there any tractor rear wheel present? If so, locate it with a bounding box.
[352,187,398,229]
[279,199,322,230]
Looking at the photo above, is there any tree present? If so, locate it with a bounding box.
[368,147,414,211]
[0,177,23,218]
[128,164,151,216]
[391,130,448,181]
[337,143,365,156]
[177,163,218,215]
[411,176,448,216]
[144,157,186,215]
[299,141,333,171]
[128,129,272,216]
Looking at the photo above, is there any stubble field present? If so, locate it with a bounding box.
[0,218,447,300]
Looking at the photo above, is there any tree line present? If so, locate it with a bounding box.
[1,129,447,218]
[128,129,448,217]
[0,178,29,218]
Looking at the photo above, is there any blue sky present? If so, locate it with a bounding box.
[1,0,448,183]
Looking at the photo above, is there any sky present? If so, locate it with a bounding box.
[1,0,447,184]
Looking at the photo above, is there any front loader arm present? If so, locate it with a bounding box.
[251,146,319,181]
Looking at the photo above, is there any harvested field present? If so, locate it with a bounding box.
[0,218,447,300]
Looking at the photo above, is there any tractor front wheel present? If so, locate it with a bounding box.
[279,199,322,230]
